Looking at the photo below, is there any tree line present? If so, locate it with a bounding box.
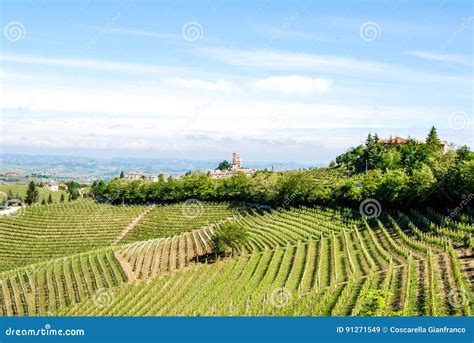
[90,128,473,211]
[2,180,83,206]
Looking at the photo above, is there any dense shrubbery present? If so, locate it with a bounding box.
[91,128,473,210]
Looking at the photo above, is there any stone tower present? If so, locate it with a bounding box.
[232,153,242,169]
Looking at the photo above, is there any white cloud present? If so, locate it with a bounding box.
[201,47,471,84]
[403,50,472,66]
[1,80,446,132]
[0,54,188,75]
[165,78,238,92]
[202,47,382,75]
[251,75,331,94]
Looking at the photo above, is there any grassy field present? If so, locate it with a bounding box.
[0,200,472,316]
[0,184,68,203]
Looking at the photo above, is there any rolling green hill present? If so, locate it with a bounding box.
[0,201,472,316]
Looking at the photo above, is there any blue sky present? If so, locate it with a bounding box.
[0,0,472,164]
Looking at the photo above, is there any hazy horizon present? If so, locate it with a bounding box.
[1,1,472,163]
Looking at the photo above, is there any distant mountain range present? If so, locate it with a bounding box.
[0,154,322,183]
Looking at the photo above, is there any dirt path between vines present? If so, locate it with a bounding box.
[114,251,137,284]
[112,206,154,245]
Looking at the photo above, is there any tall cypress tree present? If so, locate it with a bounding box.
[363,133,383,171]
[25,181,39,205]
[426,126,441,151]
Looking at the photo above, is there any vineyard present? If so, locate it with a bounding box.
[0,200,472,316]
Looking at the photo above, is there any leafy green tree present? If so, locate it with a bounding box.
[399,139,429,173]
[217,160,232,171]
[91,180,107,197]
[47,193,53,204]
[377,169,410,205]
[336,145,365,173]
[25,181,39,205]
[410,163,436,198]
[381,149,401,170]
[212,223,249,254]
[66,181,81,201]
[456,145,471,162]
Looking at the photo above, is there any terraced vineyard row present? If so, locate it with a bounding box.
[116,226,215,280]
[0,200,236,271]
[0,250,126,316]
[120,202,237,243]
[236,207,361,252]
[58,218,470,316]
[0,201,145,270]
[1,203,472,316]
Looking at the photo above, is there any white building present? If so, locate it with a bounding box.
[44,180,59,192]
